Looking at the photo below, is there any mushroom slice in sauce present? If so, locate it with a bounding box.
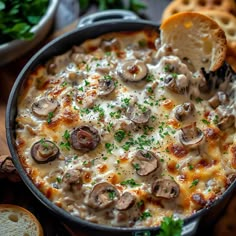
[100,38,121,51]
[126,104,151,124]
[208,91,229,109]
[32,98,58,117]
[71,126,100,152]
[118,60,148,82]
[115,192,136,211]
[164,74,188,94]
[131,150,160,176]
[87,182,119,210]
[98,78,115,96]
[217,114,235,130]
[175,102,195,122]
[152,179,180,199]
[179,123,204,148]
[31,140,59,164]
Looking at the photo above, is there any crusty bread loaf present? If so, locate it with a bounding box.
[0,204,44,236]
[161,0,236,22]
[160,12,227,72]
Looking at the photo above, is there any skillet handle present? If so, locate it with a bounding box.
[78,10,139,28]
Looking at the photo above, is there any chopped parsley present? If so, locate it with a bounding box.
[114,130,126,142]
[202,119,210,125]
[105,143,115,153]
[146,73,154,82]
[190,179,199,188]
[108,190,117,200]
[120,178,140,187]
[195,97,203,103]
[47,112,54,124]
[139,210,152,221]
[110,110,122,119]
[132,163,140,170]
[60,130,71,150]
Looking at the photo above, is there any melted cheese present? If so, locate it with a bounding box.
[15,30,236,228]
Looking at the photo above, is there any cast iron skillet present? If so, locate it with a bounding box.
[6,10,236,236]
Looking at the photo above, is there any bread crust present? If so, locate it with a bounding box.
[162,0,236,22]
[197,10,236,54]
[0,204,44,236]
[161,12,227,72]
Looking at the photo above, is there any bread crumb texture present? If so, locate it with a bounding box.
[0,204,43,236]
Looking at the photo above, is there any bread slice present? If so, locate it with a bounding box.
[160,12,227,72]
[0,204,44,236]
[197,10,236,55]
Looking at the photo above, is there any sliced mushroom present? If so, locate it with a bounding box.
[98,78,115,96]
[179,123,204,148]
[115,192,136,211]
[101,38,121,52]
[71,126,100,152]
[62,168,82,185]
[175,102,195,122]
[126,104,151,124]
[118,60,148,82]
[208,91,229,109]
[164,74,188,94]
[217,114,235,130]
[131,150,160,176]
[32,98,58,117]
[152,179,180,199]
[31,140,59,164]
[87,182,119,210]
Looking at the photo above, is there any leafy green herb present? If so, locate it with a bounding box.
[60,130,71,150]
[146,73,155,82]
[47,112,54,124]
[139,210,152,221]
[190,179,199,188]
[132,163,140,170]
[56,177,62,183]
[108,190,117,200]
[195,97,203,103]
[202,119,210,125]
[0,0,49,43]
[105,143,115,153]
[114,130,126,142]
[157,216,183,236]
[120,178,140,187]
[213,115,219,124]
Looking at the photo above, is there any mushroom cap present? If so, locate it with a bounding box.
[70,126,100,152]
[217,114,235,130]
[118,59,148,82]
[179,123,204,148]
[87,182,120,210]
[32,98,58,117]
[131,150,160,176]
[152,179,180,199]
[115,192,136,211]
[31,140,59,164]
[175,102,195,122]
[126,104,151,124]
[98,78,115,96]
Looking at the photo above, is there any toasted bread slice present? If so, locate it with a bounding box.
[197,10,236,55]
[0,204,44,236]
[160,12,227,72]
